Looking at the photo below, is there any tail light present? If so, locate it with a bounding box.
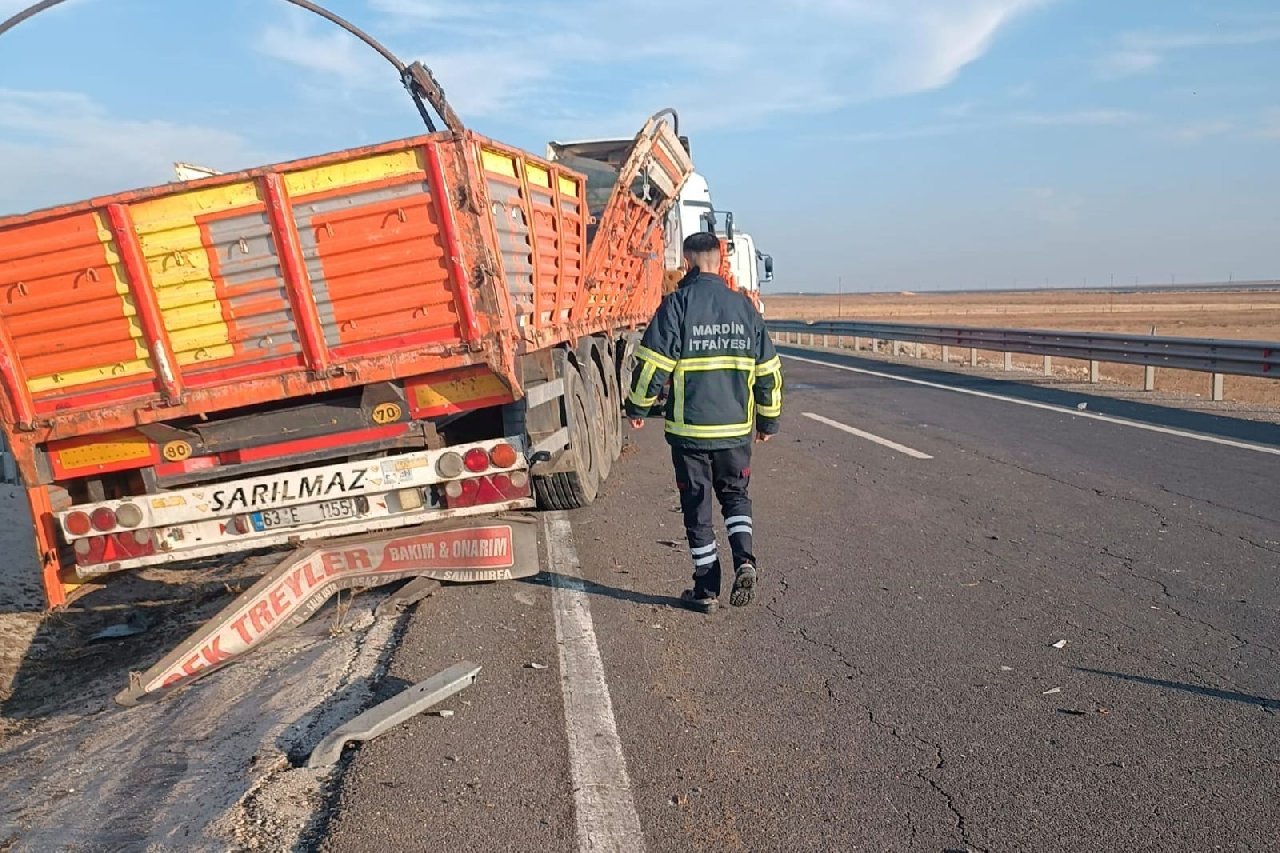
[493,472,531,499]
[73,530,157,566]
[489,442,519,469]
[227,515,251,535]
[65,511,92,537]
[115,503,144,528]
[436,452,465,479]
[463,448,490,473]
[90,507,117,532]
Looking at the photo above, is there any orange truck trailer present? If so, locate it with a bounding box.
[0,2,694,613]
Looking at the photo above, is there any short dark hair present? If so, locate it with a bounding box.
[682,232,720,254]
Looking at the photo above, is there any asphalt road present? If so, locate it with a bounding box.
[321,347,1280,853]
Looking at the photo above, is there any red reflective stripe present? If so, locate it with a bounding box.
[261,174,330,375]
[105,203,184,403]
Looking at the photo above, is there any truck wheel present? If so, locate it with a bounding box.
[584,359,613,483]
[601,340,623,463]
[533,365,600,510]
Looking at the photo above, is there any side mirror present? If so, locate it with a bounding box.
[761,253,774,283]
[725,211,735,246]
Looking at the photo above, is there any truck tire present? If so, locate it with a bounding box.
[601,338,623,463]
[585,358,612,483]
[533,365,600,510]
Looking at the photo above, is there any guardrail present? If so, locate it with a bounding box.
[766,319,1279,402]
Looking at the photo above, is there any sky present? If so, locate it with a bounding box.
[1,0,1277,292]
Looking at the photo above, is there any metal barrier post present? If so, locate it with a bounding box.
[1211,372,1225,402]
[1089,360,1100,383]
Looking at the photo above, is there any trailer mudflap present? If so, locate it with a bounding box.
[115,513,539,706]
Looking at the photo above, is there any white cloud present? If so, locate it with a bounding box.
[0,89,268,215]
[252,0,1054,132]
[1098,27,1280,78]
[825,108,1142,143]
[1173,120,1234,142]
[1256,110,1280,141]
[1010,109,1142,127]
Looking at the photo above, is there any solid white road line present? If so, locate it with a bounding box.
[802,412,934,459]
[544,513,646,853]
[784,353,1280,457]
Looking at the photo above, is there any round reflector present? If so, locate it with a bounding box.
[73,538,92,556]
[90,507,117,532]
[489,442,519,468]
[115,502,144,528]
[463,448,489,473]
[508,470,530,489]
[64,511,92,537]
[436,452,465,479]
[443,480,464,499]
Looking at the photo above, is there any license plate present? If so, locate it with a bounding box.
[251,499,359,531]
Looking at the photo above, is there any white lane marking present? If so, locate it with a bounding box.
[802,412,934,459]
[545,513,646,852]
[784,353,1280,457]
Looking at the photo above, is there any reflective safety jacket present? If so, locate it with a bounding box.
[625,271,783,450]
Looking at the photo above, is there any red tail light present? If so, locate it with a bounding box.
[73,530,157,566]
[65,511,92,537]
[464,448,490,473]
[489,442,519,469]
[90,507,117,532]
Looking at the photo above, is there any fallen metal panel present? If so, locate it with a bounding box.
[307,661,480,768]
[116,514,538,706]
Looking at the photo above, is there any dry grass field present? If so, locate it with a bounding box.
[767,290,1280,408]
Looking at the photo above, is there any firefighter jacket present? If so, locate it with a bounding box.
[625,271,783,450]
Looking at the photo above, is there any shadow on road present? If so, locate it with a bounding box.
[523,572,683,609]
[1076,667,1279,710]
[778,346,1280,450]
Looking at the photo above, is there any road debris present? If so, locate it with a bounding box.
[1042,687,1063,695]
[1077,402,1088,410]
[307,662,480,769]
[433,710,456,718]
[88,613,150,643]
[1050,639,1068,649]
[525,662,548,670]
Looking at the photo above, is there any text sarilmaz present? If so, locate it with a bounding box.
[210,469,368,512]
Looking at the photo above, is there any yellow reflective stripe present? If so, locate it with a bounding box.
[675,356,754,372]
[635,345,676,372]
[665,420,755,439]
[627,361,659,408]
[755,356,781,376]
[757,363,783,417]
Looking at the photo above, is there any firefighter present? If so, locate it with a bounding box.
[625,232,783,613]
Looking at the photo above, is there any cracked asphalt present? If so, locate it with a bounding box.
[323,347,1279,852]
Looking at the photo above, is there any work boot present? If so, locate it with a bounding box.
[729,564,757,607]
[681,588,718,614]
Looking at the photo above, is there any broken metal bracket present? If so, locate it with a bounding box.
[374,576,441,619]
[307,661,480,768]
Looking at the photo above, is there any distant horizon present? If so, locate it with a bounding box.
[767,278,1280,297]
